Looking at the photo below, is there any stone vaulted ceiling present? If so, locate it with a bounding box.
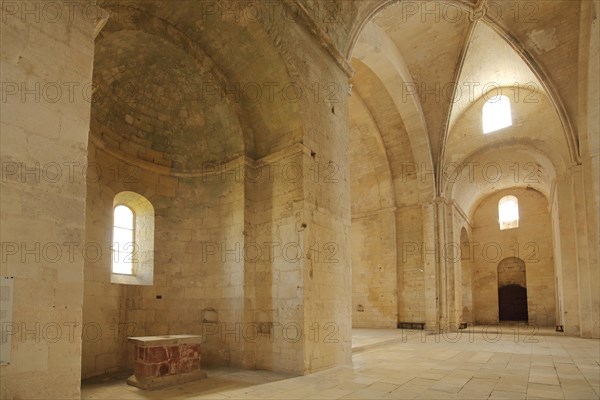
[346,0,582,212]
[90,0,583,204]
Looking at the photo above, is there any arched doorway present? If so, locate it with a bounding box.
[498,285,528,321]
[497,257,528,322]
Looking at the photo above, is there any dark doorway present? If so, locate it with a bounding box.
[498,284,528,321]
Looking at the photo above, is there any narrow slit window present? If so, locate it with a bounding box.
[498,195,519,230]
[112,205,135,274]
[482,95,512,134]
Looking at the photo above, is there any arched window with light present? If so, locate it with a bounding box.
[112,205,135,275]
[111,191,155,285]
[482,95,512,134]
[498,195,519,230]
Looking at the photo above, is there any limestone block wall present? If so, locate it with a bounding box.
[82,143,246,378]
[125,163,246,370]
[351,211,397,328]
[0,4,95,399]
[573,0,599,339]
[82,145,129,378]
[348,89,398,329]
[270,12,353,372]
[396,205,426,323]
[241,147,309,373]
[552,176,585,336]
[472,188,556,326]
[81,0,355,376]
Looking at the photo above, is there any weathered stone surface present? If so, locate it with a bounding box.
[127,335,205,389]
[1,1,598,399]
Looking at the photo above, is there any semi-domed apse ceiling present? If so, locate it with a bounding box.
[90,0,583,211]
[90,0,304,173]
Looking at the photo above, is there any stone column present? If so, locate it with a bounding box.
[574,0,599,339]
[443,201,463,328]
[421,201,439,331]
[571,166,598,338]
[435,198,450,330]
[0,2,97,398]
[551,176,581,335]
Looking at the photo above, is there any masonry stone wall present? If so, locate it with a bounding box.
[351,211,397,328]
[83,9,355,375]
[396,205,426,323]
[3,2,599,399]
[0,3,96,398]
[82,142,247,378]
[472,188,557,326]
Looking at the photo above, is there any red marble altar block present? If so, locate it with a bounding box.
[127,335,206,389]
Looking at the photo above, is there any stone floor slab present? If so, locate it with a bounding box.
[81,329,599,400]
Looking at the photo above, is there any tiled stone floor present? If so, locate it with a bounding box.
[82,329,599,399]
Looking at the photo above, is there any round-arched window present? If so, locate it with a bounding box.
[498,195,519,230]
[483,95,512,134]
